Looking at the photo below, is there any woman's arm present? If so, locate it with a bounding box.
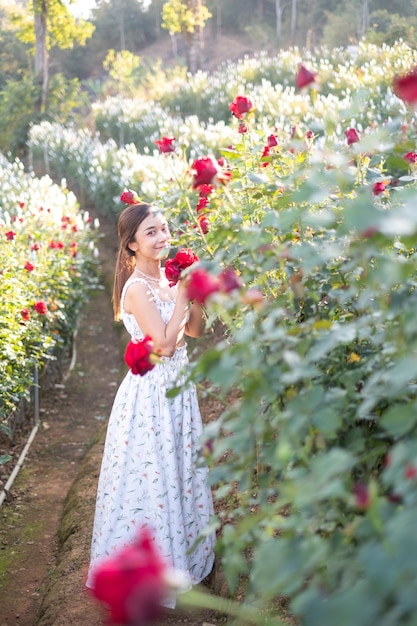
[124,282,190,356]
[185,301,206,338]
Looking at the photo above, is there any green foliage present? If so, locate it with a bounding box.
[0,76,41,158]
[364,10,416,46]
[13,0,94,51]
[0,73,88,158]
[161,0,212,35]
[102,49,153,98]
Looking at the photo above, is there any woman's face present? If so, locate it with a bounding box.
[131,211,171,260]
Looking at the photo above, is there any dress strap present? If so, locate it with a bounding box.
[121,277,158,314]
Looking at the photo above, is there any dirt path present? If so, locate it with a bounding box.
[0,211,226,626]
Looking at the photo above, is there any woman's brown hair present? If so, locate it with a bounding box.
[112,202,156,321]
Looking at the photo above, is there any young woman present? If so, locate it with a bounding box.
[86,202,215,607]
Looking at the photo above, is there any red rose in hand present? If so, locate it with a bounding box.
[229,95,253,119]
[90,527,166,625]
[175,248,199,267]
[124,335,156,375]
[393,68,417,105]
[164,259,182,285]
[120,189,140,204]
[164,248,199,286]
[345,127,360,145]
[192,156,231,189]
[155,136,176,153]
[296,64,317,88]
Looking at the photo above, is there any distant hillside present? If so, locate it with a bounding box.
[138,31,276,71]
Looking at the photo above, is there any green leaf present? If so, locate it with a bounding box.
[379,404,417,437]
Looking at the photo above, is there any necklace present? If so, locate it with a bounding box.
[134,267,163,283]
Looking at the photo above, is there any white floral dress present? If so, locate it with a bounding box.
[86,277,215,606]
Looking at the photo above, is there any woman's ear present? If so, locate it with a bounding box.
[127,242,138,253]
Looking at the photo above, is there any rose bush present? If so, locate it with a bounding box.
[0,155,99,435]
[23,42,417,625]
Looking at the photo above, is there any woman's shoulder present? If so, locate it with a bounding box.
[122,277,156,309]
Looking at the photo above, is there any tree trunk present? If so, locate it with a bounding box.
[290,0,297,45]
[186,0,203,73]
[34,0,48,113]
[257,0,263,19]
[119,0,125,50]
[185,29,201,73]
[359,0,369,38]
[275,0,282,43]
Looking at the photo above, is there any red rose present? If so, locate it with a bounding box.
[361,226,379,238]
[191,156,231,189]
[24,261,35,272]
[218,268,241,293]
[372,181,386,196]
[186,268,221,304]
[164,259,182,285]
[165,248,199,285]
[155,136,176,153]
[393,68,417,105]
[120,188,140,204]
[196,197,209,213]
[238,123,248,134]
[50,241,64,249]
[229,95,253,119]
[267,134,278,147]
[31,243,40,251]
[90,527,166,625]
[405,464,417,479]
[175,248,199,268]
[34,301,48,315]
[305,130,314,140]
[5,230,16,241]
[296,64,317,88]
[197,214,210,234]
[345,127,360,145]
[20,308,30,321]
[403,151,417,163]
[124,335,156,376]
[198,184,214,198]
[353,482,370,510]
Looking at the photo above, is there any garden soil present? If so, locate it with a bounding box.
[0,209,227,626]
